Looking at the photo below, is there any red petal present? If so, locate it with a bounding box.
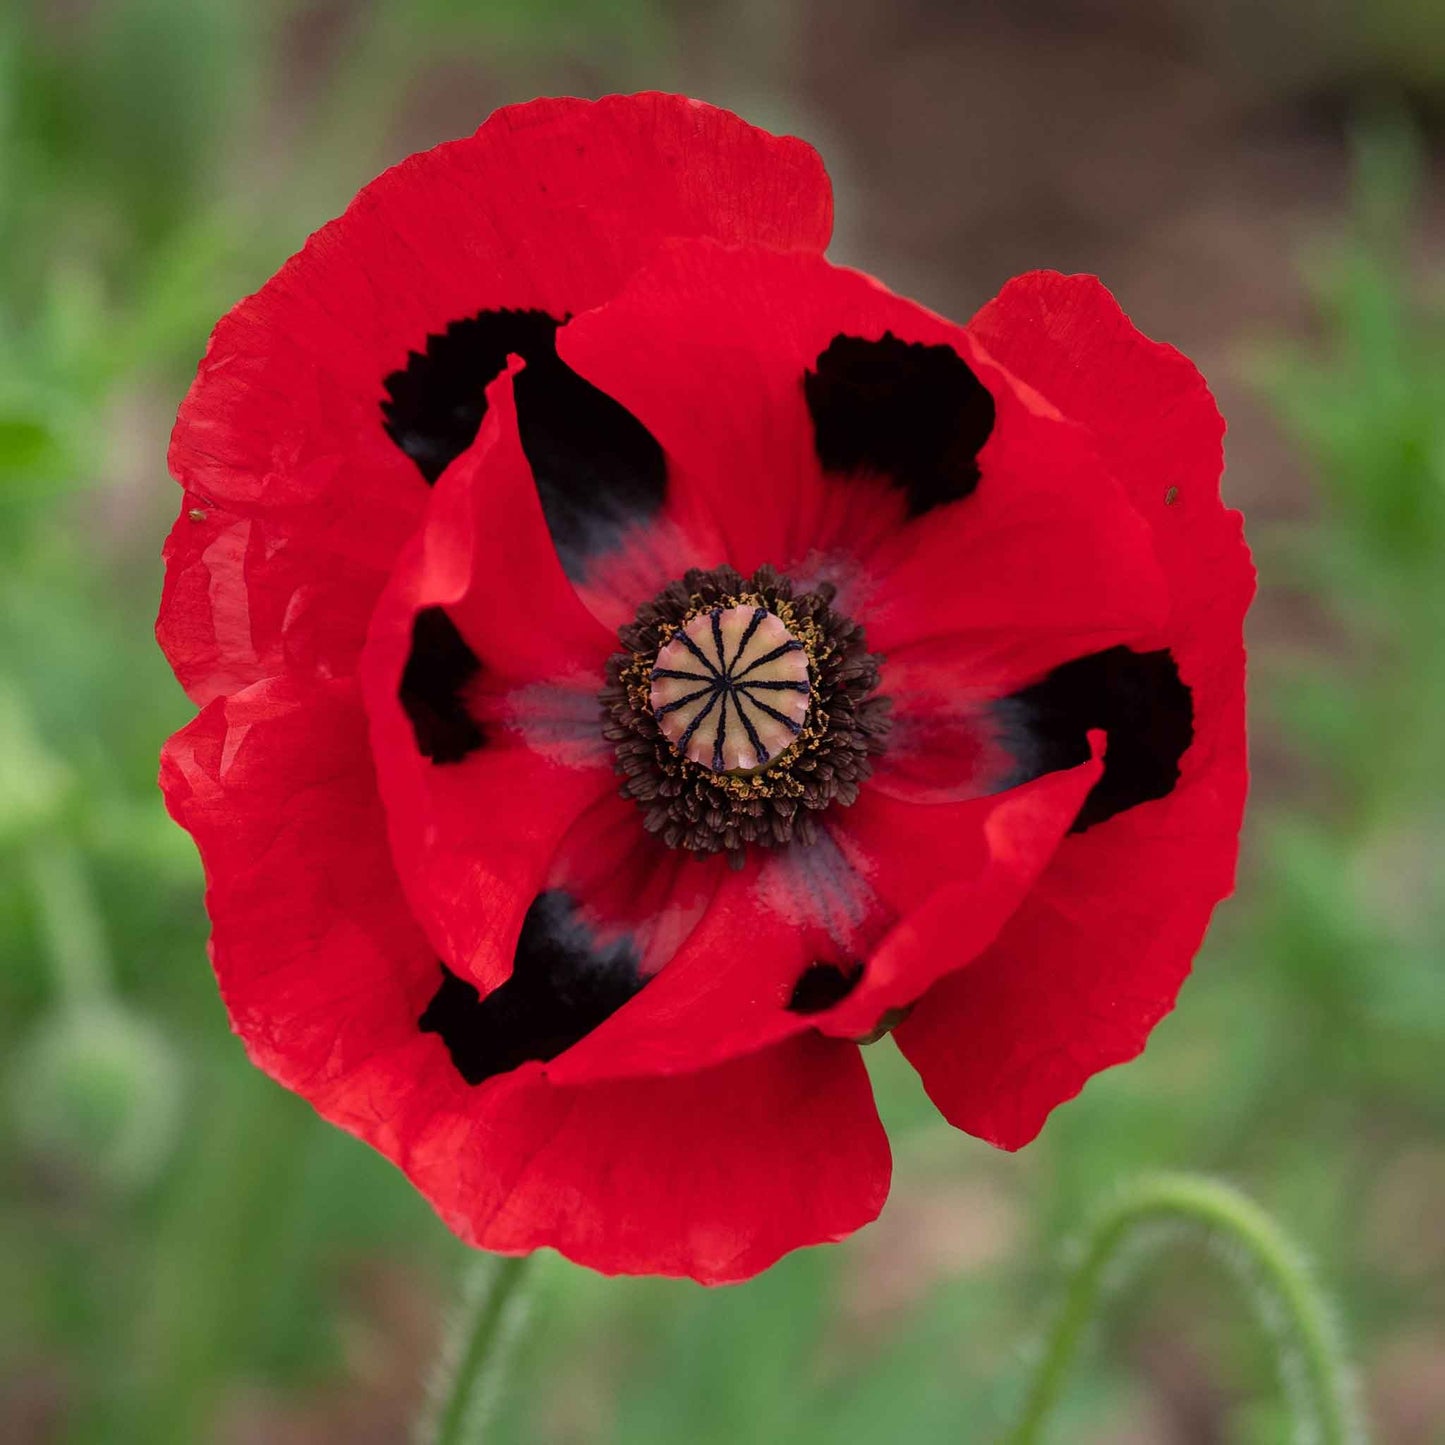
[568,506,724,635]
[161,678,885,1282]
[857,377,1167,659]
[559,244,1163,628]
[863,633,1043,806]
[430,1032,889,1282]
[359,372,617,990]
[816,744,1103,1040]
[161,94,833,702]
[558,241,927,579]
[539,791,729,978]
[894,273,1253,1148]
[157,493,396,706]
[159,677,441,1101]
[542,840,868,1084]
[863,396,1169,803]
[894,810,1242,1150]
[968,271,1252,719]
[544,747,1100,1083]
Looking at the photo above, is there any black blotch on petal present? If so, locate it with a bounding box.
[419,891,646,1085]
[513,348,667,578]
[787,960,864,1015]
[382,309,560,484]
[380,308,668,578]
[996,646,1194,832]
[803,331,996,516]
[399,607,484,764]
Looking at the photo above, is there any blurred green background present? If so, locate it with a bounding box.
[2,1,1442,1441]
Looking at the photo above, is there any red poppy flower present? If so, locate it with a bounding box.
[158,93,1252,1283]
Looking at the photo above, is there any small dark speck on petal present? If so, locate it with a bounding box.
[187,508,207,522]
[1164,486,1179,506]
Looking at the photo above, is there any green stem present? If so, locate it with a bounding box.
[1007,1173,1365,1445]
[419,1253,534,1445]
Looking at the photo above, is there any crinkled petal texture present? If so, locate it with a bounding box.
[162,679,888,1281]
[159,92,832,704]
[158,93,1250,1282]
[893,272,1254,1149]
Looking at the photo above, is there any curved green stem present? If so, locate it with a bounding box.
[418,1253,533,1445]
[1007,1173,1365,1445]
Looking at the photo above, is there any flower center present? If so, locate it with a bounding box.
[601,565,892,860]
[649,606,812,774]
